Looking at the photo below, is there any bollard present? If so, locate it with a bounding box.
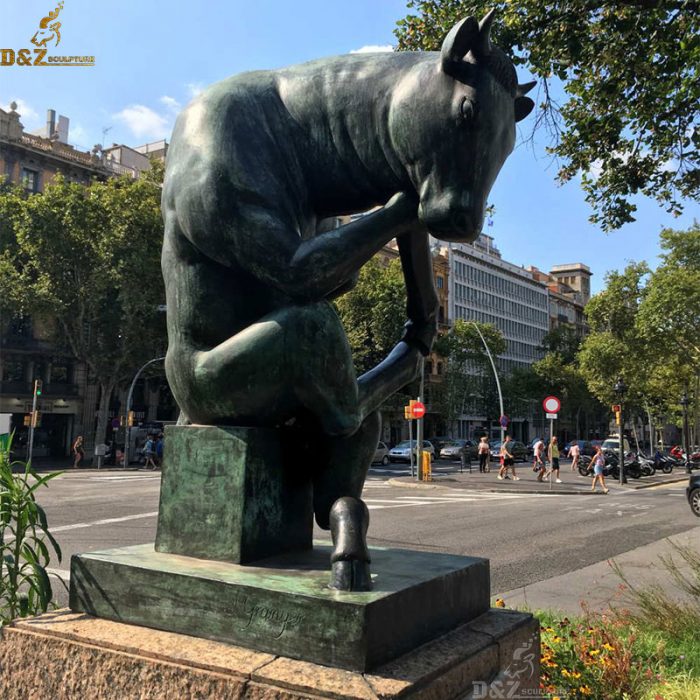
[421,451,432,482]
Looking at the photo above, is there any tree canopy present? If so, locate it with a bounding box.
[0,166,166,454]
[395,1,699,231]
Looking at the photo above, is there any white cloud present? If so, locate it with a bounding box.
[160,95,181,112]
[113,104,170,140]
[350,44,393,54]
[185,82,204,98]
[1,98,40,128]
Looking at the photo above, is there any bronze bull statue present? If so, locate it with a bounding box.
[162,10,534,590]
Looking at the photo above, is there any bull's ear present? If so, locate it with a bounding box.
[514,96,534,122]
[441,17,479,75]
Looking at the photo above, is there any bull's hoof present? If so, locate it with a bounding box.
[330,560,371,591]
[328,496,371,591]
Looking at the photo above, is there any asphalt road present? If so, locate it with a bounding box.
[33,460,696,607]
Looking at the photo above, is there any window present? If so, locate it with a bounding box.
[2,360,24,382]
[21,168,40,193]
[436,275,444,289]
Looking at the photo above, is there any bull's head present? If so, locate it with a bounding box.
[389,10,535,242]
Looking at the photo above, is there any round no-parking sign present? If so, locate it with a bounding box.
[542,396,561,414]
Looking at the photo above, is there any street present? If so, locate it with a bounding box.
[37,458,696,611]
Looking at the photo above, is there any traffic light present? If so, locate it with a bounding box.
[32,410,41,428]
[34,379,43,396]
[615,410,621,426]
[128,410,135,427]
[23,414,31,427]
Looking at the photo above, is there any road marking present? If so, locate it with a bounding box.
[48,511,159,534]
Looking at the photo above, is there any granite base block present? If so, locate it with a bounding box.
[69,542,490,672]
[0,609,540,699]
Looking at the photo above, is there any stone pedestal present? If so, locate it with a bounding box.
[0,609,540,699]
[156,425,313,564]
[70,542,490,672]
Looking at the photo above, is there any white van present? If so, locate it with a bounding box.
[601,436,631,453]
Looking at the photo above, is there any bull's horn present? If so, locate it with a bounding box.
[475,8,496,57]
[40,3,64,29]
[441,16,479,74]
[517,81,537,97]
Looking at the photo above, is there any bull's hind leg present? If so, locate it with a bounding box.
[311,411,380,591]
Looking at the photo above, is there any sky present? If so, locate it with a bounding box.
[1,0,697,294]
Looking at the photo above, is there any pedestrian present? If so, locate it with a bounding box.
[71,435,84,469]
[546,437,562,483]
[478,436,490,473]
[498,435,519,480]
[591,444,609,494]
[569,441,581,473]
[144,434,158,470]
[155,433,164,467]
[532,437,546,481]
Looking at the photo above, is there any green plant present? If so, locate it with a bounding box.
[0,434,62,624]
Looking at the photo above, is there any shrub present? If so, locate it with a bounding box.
[0,434,62,624]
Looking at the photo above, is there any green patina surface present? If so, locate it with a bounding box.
[155,425,313,564]
[69,542,490,671]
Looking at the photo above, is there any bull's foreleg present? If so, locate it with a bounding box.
[355,230,438,419]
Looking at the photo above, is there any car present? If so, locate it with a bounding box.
[440,439,478,462]
[489,440,528,462]
[372,441,389,466]
[426,436,452,453]
[601,436,631,453]
[687,472,700,517]
[563,440,596,457]
[388,440,435,463]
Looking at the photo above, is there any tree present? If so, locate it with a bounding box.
[0,168,166,457]
[432,320,506,434]
[395,1,699,230]
[334,257,407,376]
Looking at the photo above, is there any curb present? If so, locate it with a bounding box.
[621,475,690,490]
[386,478,599,495]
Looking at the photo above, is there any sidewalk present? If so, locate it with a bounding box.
[387,462,690,495]
[497,526,700,614]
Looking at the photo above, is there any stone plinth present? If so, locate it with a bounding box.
[70,542,490,672]
[156,425,314,564]
[0,609,540,699]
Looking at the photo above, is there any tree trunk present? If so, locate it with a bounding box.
[92,382,114,465]
[646,406,654,454]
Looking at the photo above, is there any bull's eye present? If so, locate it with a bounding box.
[460,97,477,124]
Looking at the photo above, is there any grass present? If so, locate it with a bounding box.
[503,539,700,699]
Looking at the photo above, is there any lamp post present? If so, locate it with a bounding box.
[471,323,505,444]
[614,377,627,485]
[681,392,692,474]
[123,356,165,468]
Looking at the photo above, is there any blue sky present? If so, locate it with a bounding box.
[1,0,697,293]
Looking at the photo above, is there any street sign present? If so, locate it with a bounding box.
[612,404,621,412]
[546,412,558,420]
[411,401,426,419]
[499,414,509,428]
[543,396,561,413]
[111,417,121,430]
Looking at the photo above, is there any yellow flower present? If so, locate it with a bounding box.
[602,642,615,651]
[571,671,581,679]
[494,598,506,608]
[580,685,592,695]
[588,649,600,656]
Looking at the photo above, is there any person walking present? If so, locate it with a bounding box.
[478,436,490,473]
[569,441,581,473]
[591,444,609,494]
[155,433,164,468]
[498,435,519,480]
[144,434,158,470]
[546,437,562,483]
[71,435,84,469]
[532,437,546,481]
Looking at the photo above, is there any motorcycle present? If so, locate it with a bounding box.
[578,451,620,479]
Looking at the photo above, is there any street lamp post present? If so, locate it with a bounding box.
[680,392,692,474]
[471,323,505,444]
[614,377,627,485]
[123,356,165,468]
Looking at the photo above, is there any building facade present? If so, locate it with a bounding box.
[0,103,170,459]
